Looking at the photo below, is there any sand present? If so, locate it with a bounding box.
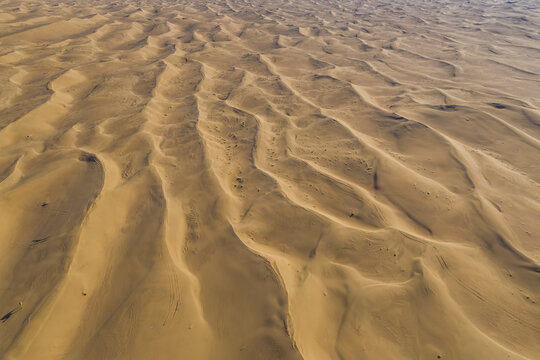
[0,0,539,358]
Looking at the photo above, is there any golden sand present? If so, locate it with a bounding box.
[0,0,539,359]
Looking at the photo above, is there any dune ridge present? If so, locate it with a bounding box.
[0,0,539,359]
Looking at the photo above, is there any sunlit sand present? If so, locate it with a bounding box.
[0,0,539,359]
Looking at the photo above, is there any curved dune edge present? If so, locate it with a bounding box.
[0,0,539,359]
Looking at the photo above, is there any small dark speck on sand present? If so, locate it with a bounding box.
[488,102,506,109]
[79,153,98,163]
[438,104,457,111]
[31,236,49,244]
[1,307,20,323]
[373,171,379,190]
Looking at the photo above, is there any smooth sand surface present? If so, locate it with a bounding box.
[0,0,539,359]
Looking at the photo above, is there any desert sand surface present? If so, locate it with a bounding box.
[0,0,539,359]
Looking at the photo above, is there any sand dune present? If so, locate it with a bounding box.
[0,0,539,359]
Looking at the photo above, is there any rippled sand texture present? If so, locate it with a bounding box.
[0,0,539,359]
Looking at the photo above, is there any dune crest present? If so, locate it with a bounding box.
[0,0,539,359]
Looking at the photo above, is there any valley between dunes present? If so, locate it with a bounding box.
[0,0,539,359]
